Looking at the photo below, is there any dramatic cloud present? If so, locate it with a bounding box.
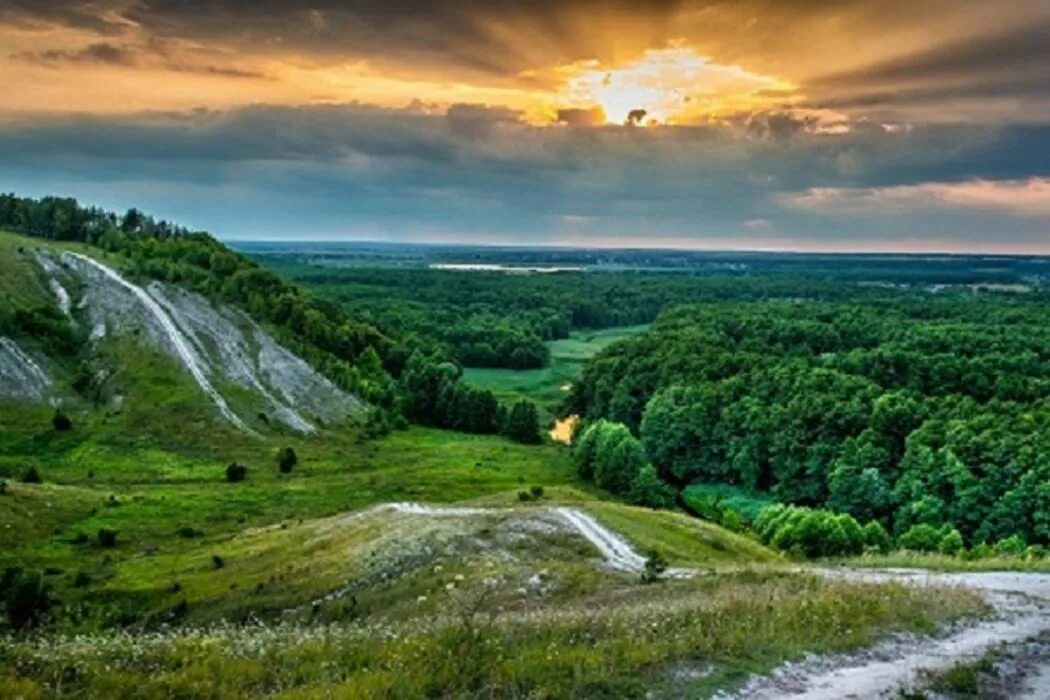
[0,1,1048,250]
[784,178,1050,218]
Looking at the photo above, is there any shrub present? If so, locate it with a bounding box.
[993,535,1026,556]
[0,480,7,495]
[52,411,73,431]
[21,467,41,484]
[720,509,744,533]
[2,568,51,630]
[276,447,298,474]
[211,554,225,569]
[72,572,91,588]
[898,523,942,553]
[529,485,544,499]
[517,490,533,502]
[938,529,965,556]
[225,462,247,483]
[861,521,892,553]
[760,505,863,558]
[97,528,118,548]
[176,526,204,538]
[640,550,668,584]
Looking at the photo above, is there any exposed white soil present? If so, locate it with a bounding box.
[724,568,1050,699]
[49,278,72,317]
[35,251,363,433]
[63,252,251,432]
[0,336,51,400]
[302,501,691,611]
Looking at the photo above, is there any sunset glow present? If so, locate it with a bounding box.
[0,0,1047,251]
[558,47,795,124]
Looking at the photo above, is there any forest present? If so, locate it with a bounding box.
[568,298,1050,548]
[254,256,1021,372]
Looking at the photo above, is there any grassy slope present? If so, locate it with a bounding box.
[0,233,992,696]
[463,325,648,422]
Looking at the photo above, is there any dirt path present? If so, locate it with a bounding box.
[725,568,1050,699]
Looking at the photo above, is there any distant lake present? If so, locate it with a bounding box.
[428,263,584,273]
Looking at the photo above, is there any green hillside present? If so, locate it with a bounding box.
[0,197,995,698]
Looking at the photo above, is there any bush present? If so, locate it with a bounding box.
[0,480,7,495]
[757,505,863,558]
[277,447,298,474]
[861,521,892,553]
[898,523,943,553]
[993,535,1026,556]
[517,490,533,502]
[72,572,91,588]
[2,568,51,630]
[938,528,965,556]
[97,528,118,548]
[52,411,73,431]
[20,467,41,484]
[529,485,544,499]
[720,509,744,533]
[211,555,225,570]
[176,526,204,538]
[641,550,668,584]
[225,462,247,483]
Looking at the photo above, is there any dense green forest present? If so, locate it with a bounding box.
[568,299,1050,547]
[259,260,945,371]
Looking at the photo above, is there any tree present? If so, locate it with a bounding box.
[593,422,648,495]
[827,444,893,523]
[630,464,676,509]
[641,550,668,584]
[572,420,607,480]
[277,447,298,474]
[2,568,51,630]
[225,462,247,483]
[502,400,542,444]
[52,410,73,432]
[97,528,118,548]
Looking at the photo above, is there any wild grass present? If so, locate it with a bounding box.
[0,570,985,699]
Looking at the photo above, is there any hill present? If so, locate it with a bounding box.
[0,232,364,435]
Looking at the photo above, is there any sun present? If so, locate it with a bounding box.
[557,46,795,125]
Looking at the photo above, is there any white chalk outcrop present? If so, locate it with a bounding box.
[0,336,51,401]
[2,249,364,433]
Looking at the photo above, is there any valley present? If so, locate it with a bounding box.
[0,196,1048,698]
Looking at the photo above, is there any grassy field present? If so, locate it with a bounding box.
[463,325,648,423]
[0,570,984,698]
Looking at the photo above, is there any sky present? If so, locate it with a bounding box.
[1,1,1049,252]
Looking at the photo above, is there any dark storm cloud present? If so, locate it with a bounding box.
[16,42,137,67]
[0,0,128,34]
[0,103,1046,247]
